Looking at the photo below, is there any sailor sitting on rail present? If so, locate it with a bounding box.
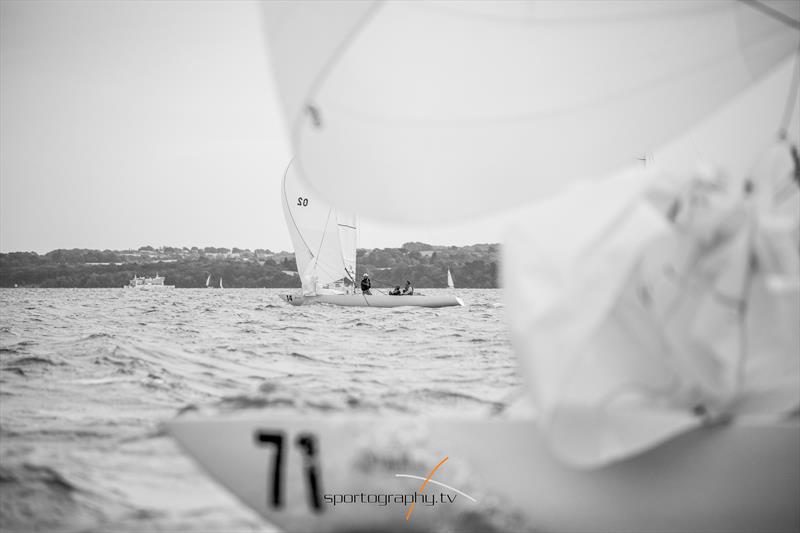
[402,280,414,295]
[360,273,372,295]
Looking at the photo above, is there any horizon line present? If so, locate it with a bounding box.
[0,242,501,255]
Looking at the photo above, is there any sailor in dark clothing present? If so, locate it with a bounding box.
[402,280,414,295]
[360,273,372,295]
[389,286,401,295]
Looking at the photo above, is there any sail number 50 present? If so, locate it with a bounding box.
[255,430,323,512]
[297,197,309,206]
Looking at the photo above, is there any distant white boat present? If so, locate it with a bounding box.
[124,273,174,290]
[219,277,223,290]
[447,269,454,289]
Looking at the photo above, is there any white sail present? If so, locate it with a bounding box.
[503,150,800,468]
[281,160,354,295]
[219,277,223,290]
[205,275,211,288]
[447,269,454,289]
[263,1,799,224]
[336,212,357,289]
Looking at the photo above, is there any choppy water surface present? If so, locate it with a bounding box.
[0,288,518,532]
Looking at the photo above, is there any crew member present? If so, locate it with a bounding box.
[360,273,372,295]
[402,280,414,295]
[389,285,401,295]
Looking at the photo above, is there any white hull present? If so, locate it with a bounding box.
[168,414,800,532]
[123,285,174,290]
[283,293,464,308]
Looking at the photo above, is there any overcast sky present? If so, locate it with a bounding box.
[1,1,797,253]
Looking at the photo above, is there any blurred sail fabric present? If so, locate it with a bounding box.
[262,0,799,223]
[503,144,800,468]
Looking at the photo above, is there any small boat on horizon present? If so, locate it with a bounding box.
[124,273,174,290]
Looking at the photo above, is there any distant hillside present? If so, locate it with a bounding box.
[0,243,500,288]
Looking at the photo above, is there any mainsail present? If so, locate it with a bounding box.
[447,269,454,289]
[282,160,356,295]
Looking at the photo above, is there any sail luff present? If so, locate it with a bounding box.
[281,160,354,295]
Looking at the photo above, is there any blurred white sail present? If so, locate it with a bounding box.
[447,268,454,289]
[503,144,800,467]
[281,160,356,295]
[263,0,799,223]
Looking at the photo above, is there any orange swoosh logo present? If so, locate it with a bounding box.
[405,455,449,523]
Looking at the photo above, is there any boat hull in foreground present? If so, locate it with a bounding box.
[282,293,464,308]
[168,414,799,533]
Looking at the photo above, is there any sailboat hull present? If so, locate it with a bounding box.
[168,414,800,533]
[282,293,464,308]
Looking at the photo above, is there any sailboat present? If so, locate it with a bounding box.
[447,268,454,289]
[206,274,223,289]
[169,2,800,531]
[280,160,463,308]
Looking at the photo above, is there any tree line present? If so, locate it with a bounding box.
[0,243,500,288]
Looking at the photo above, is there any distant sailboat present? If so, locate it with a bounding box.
[447,269,455,289]
[206,274,223,289]
[280,160,462,308]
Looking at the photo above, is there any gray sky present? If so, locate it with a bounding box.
[1,1,797,253]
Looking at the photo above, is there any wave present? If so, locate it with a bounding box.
[286,351,320,362]
[384,388,504,410]
[214,394,296,410]
[4,356,59,367]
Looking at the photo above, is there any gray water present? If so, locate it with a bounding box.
[0,288,519,532]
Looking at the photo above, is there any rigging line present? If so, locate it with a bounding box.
[281,159,314,258]
[740,0,800,30]
[778,47,800,139]
[313,208,335,269]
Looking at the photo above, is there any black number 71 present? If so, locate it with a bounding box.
[255,430,323,512]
